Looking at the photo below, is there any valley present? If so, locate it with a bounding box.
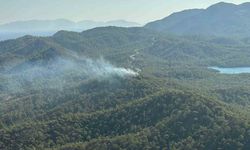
[1,2,250,150]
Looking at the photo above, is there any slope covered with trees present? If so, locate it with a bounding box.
[1,87,250,150]
[1,6,250,149]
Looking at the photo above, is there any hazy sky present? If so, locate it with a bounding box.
[0,0,249,25]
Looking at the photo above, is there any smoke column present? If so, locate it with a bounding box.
[1,57,139,93]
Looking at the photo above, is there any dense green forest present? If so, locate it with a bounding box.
[1,3,250,149]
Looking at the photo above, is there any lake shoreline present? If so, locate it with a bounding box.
[209,66,250,74]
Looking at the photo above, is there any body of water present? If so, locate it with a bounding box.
[209,67,250,74]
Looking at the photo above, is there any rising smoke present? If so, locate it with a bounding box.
[1,56,139,93]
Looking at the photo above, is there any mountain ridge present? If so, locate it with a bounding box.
[1,2,250,149]
[0,19,141,41]
[145,2,250,37]
[0,19,141,31]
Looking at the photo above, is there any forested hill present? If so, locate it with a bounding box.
[1,81,250,149]
[2,26,250,74]
[1,5,250,149]
[145,2,250,37]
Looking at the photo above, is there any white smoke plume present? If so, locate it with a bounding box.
[0,57,139,93]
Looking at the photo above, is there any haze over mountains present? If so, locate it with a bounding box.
[1,2,250,150]
[0,19,140,41]
[2,2,250,41]
[146,2,250,37]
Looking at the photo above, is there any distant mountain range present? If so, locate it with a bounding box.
[3,2,250,41]
[145,2,250,37]
[0,19,141,41]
